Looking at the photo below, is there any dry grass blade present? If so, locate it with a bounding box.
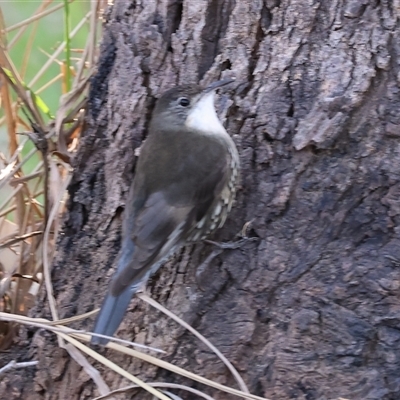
[0,160,17,182]
[162,391,183,400]
[48,309,99,325]
[58,333,171,400]
[0,309,173,400]
[11,170,43,184]
[5,2,71,33]
[0,146,36,191]
[0,179,28,212]
[7,3,41,53]
[0,0,102,352]
[0,312,269,400]
[28,11,91,88]
[138,293,250,394]
[64,342,110,396]
[0,51,46,132]
[0,65,16,155]
[0,6,7,47]
[76,334,269,400]
[20,6,39,80]
[0,23,27,234]
[36,73,63,94]
[42,171,71,330]
[0,230,42,249]
[85,0,101,81]
[0,311,165,353]
[92,383,216,400]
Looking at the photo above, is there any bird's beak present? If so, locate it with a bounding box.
[203,78,235,94]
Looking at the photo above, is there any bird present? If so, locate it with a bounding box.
[91,78,239,345]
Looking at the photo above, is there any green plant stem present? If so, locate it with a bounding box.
[63,0,71,93]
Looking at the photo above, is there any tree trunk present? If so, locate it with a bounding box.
[3,0,400,399]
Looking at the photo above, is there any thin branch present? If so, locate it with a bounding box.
[6,2,73,33]
[0,230,43,249]
[0,360,38,377]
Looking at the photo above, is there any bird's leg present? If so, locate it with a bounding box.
[195,237,258,290]
[196,221,259,289]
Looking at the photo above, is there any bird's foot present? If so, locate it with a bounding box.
[204,219,259,249]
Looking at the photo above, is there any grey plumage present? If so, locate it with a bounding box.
[91,81,239,345]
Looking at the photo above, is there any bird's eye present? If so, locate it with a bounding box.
[178,97,190,107]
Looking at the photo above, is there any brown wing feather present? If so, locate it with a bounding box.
[110,130,232,297]
[110,191,191,296]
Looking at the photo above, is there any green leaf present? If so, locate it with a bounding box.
[1,67,54,119]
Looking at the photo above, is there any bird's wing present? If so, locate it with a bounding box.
[110,191,192,296]
[110,148,231,297]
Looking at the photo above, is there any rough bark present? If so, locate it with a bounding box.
[2,0,400,399]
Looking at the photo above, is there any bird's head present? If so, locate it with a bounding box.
[151,78,234,135]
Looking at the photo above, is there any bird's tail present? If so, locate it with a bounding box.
[90,287,133,345]
[91,236,136,345]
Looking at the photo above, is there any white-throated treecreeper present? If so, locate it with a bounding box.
[91,79,239,345]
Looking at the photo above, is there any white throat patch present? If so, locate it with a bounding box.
[185,92,227,136]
